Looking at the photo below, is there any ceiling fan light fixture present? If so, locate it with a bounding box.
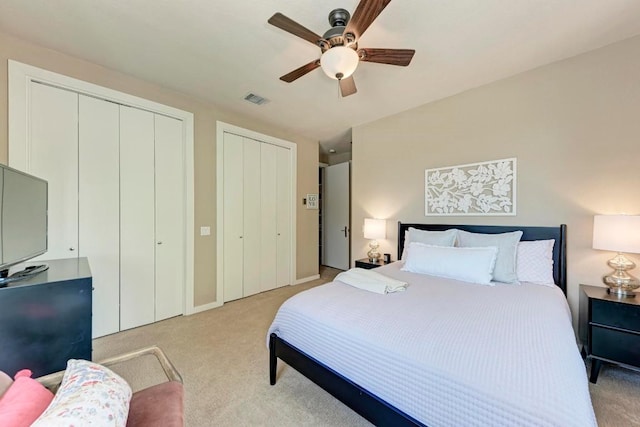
[320,46,359,80]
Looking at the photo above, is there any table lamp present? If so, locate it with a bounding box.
[363,218,386,263]
[592,214,640,297]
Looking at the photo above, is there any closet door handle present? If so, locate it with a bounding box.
[157,241,163,245]
[69,247,75,251]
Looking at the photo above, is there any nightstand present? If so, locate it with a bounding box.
[355,258,390,269]
[579,284,640,383]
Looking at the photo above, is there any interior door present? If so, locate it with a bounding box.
[275,145,291,287]
[119,106,155,330]
[242,137,262,297]
[29,83,79,261]
[322,162,350,270]
[222,132,245,302]
[78,95,120,337]
[154,114,185,320]
[260,142,278,292]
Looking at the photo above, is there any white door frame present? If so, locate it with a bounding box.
[216,121,297,304]
[7,60,197,314]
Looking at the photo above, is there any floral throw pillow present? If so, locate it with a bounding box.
[32,359,132,426]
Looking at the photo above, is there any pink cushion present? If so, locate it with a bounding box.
[126,381,184,427]
[0,369,54,427]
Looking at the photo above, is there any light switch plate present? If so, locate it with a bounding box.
[200,226,211,236]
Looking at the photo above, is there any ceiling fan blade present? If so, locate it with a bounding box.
[268,13,323,46]
[280,60,321,83]
[358,48,415,66]
[339,76,357,97]
[344,0,391,41]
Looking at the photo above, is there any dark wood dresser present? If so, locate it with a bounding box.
[0,258,92,377]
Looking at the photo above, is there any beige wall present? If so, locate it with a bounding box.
[352,35,640,322]
[0,31,319,308]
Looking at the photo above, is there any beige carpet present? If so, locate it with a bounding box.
[94,267,640,426]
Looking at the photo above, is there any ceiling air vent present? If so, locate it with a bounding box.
[244,93,269,105]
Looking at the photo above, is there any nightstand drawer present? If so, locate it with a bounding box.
[592,299,640,332]
[591,326,640,367]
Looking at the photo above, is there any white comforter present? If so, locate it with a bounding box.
[267,262,596,427]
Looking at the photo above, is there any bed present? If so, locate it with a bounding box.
[267,223,596,426]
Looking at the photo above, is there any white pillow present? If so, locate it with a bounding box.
[401,242,498,285]
[402,228,457,260]
[456,230,523,283]
[517,239,555,286]
[32,359,132,427]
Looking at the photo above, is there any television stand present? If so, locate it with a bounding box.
[0,264,49,287]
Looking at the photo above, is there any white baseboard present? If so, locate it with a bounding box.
[294,274,320,285]
[188,275,321,314]
[188,300,223,315]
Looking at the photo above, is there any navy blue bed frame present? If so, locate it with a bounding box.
[269,223,567,425]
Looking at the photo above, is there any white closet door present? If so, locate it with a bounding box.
[154,115,185,320]
[223,133,244,302]
[260,143,277,292]
[275,146,291,287]
[242,138,262,297]
[78,95,120,337]
[29,83,79,260]
[120,106,155,330]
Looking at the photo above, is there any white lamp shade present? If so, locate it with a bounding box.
[320,46,359,80]
[593,215,640,253]
[364,218,386,240]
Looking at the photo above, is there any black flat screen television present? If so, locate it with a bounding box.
[0,163,48,285]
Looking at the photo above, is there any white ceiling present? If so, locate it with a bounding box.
[1,1,640,155]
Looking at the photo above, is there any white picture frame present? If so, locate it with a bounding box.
[306,194,318,209]
[425,158,517,216]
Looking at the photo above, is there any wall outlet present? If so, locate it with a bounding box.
[200,226,211,236]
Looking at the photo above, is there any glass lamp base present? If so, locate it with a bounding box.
[603,259,639,297]
[607,287,637,297]
[367,240,380,263]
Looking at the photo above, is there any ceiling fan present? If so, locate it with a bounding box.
[268,0,415,97]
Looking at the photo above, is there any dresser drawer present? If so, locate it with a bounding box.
[591,326,640,367]
[592,299,640,332]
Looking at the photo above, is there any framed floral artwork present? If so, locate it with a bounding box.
[425,158,516,216]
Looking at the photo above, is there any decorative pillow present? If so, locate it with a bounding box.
[0,369,54,427]
[32,360,132,427]
[401,242,498,285]
[456,230,523,283]
[402,228,458,260]
[517,239,555,285]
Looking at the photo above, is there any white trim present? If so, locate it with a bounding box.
[7,60,196,315]
[191,300,223,314]
[295,274,320,285]
[216,121,297,306]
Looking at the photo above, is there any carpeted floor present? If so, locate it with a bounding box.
[93,267,640,426]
